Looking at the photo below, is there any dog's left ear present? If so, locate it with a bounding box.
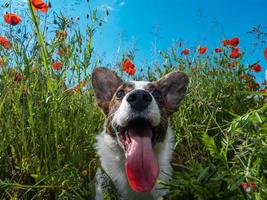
[91,67,123,115]
[156,71,189,114]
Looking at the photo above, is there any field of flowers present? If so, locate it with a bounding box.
[0,0,267,199]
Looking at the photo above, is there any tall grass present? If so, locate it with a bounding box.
[0,1,104,199]
[0,1,266,200]
[153,49,267,199]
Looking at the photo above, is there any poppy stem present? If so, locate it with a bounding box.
[27,0,49,72]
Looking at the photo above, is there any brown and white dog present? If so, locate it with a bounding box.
[91,67,189,200]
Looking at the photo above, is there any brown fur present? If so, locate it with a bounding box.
[91,67,122,115]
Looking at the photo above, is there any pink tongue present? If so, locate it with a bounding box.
[125,127,159,192]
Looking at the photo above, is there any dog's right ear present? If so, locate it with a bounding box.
[91,67,123,115]
[156,71,189,115]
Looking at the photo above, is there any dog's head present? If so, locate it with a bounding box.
[92,67,189,192]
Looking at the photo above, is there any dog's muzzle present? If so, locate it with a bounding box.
[112,89,161,193]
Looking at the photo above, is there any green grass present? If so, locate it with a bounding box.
[0,1,267,199]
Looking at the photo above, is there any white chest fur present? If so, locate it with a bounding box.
[95,127,174,200]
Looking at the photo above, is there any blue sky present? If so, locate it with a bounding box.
[58,0,267,82]
[2,0,267,82]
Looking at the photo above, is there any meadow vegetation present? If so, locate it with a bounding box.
[0,1,266,199]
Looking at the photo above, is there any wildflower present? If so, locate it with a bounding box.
[264,48,267,61]
[228,61,239,69]
[223,37,239,47]
[262,81,266,86]
[80,80,87,87]
[74,80,86,93]
[4,13,21,26]
[57,47,64,56]
[181,48,190,55]
[51,61,63,70]
[241,182,254,193]
[240,74,253,80]
[230,47,241,59]
[198,46,207,55]
[250,181,256,189]
[31,0,49,13]
[251,64,262,72]
[261,89,267,92]
[0,57,5,67]
[241,182,248,190]
[56,30,67,40]
[57,47,71,57]
[215,48,223,53]
[14,72,23,82]
[121,59,136,75]
[74,85,81,94]
[248,82,260,90]
[230,37,239,46]
[0,36,12,49]
[223,39,231,46]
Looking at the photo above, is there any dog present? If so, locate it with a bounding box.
[91,67,189,200]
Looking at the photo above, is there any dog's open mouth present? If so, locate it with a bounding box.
[118,117,159,193]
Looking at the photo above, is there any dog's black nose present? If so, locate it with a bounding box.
[127,90,152,110]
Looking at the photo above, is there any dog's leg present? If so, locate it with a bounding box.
[95,167,119,200]
[95,168,105,200]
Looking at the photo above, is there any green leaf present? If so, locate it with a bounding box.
[197,166,210,182]
[201,133,220,159]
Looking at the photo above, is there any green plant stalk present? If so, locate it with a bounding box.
[54,103,60,166]
[27,0,49,72]
[0,182,61,189]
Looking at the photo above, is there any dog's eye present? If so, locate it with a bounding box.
[151,89,162,99]
[116,90,125,99]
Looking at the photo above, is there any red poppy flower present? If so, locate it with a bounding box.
[215,48,223,53]
[222,39,231,46]
[251,64,262,72]
[264,48,267,61]
[0,36,12,49]
[198,46,207,55]
[51,61,63,70]
[230,37,239,46]
[31,0,48,13]
[181,48,190,55]
[121,59,136,75]
[241,182,248,190]
[261,89,267,92]
[4,13,21,26]
[250,181,256,190]
[223,37,239,47]
[230,47,241,59]
[248,83,260,90]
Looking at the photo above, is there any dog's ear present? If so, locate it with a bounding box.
[91,67,123,115]
[156,71,189,115]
